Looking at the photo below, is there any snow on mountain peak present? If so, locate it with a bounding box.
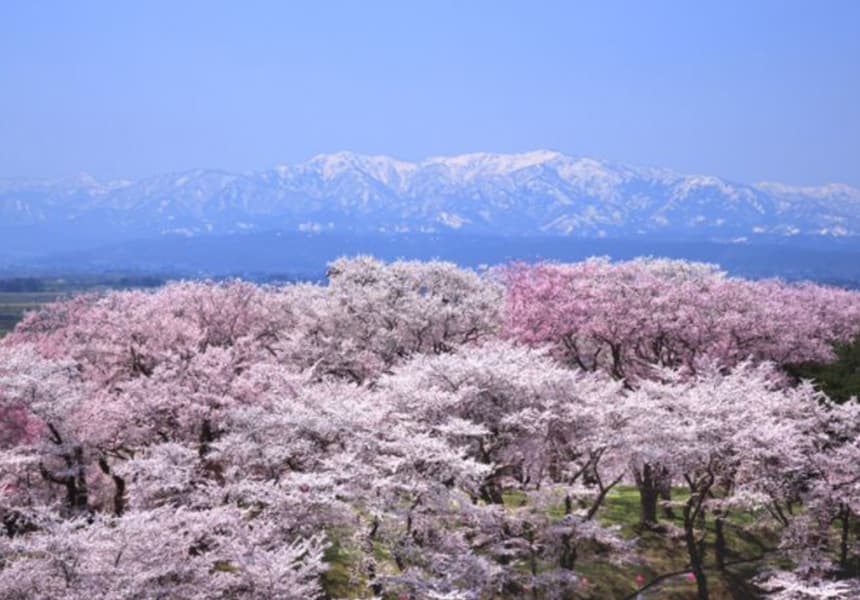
[302,151,416,186]
[2,151,859,242]
[755,181,860,202]
[423,150,565,179]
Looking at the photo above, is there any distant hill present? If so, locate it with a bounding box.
[2,151,859,282]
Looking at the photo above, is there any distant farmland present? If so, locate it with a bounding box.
[0,275,168,337]
[0,291,65,336]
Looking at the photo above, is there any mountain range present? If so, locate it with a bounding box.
[2,151,859,281]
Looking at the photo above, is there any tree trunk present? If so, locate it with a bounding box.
[682,490,711,600]
[714,515,727,571]
[98,457,126,516]
[839,505,850,571]
[559,532,577,570]
[683,516,709,600]
[635,464,659,528]
[40,445,89,515]
[41,425,90,516]
[479,481,505,504]
[199,418,215,457]
[658,468,675,520]
[70,445,89,514]
[366,517,383,596]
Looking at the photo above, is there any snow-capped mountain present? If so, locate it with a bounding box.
[2,151,860,254]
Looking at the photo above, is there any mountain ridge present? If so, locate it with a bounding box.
[2,151,859,260]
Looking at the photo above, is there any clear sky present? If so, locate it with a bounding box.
[1,0,858,186]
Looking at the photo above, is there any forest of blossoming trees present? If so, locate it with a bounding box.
[2,256,860,599]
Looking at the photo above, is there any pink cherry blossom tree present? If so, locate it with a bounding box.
[2,256,859,597]
[502,257,860,382]
[503,257,860,534]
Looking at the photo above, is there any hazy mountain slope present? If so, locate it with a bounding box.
[2,151,859,259]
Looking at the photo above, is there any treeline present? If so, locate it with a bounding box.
[2,257,860,599]
[0,274,168,293]
[0,278,46,293]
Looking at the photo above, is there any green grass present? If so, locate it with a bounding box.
[322,487,787,599]
[593,486,781,599]
[322,536,368,599]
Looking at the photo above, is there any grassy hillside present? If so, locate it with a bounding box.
[322,487,785,599]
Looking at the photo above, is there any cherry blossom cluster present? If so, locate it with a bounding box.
[1,256,859,599]
[502,257,860,380]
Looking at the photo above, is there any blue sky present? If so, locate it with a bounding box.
[1,0,858,186]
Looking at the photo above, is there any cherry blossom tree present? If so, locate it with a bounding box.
[502,257,860,381]
[503,257,860,536]
[753,396,860,592]
[379,342,628,506]
[0,505,329,600]
[279,256,503,382]
[377,342,637,594]
[756,570,860,599]
[616,363,860,599]
[2,256,860,598]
